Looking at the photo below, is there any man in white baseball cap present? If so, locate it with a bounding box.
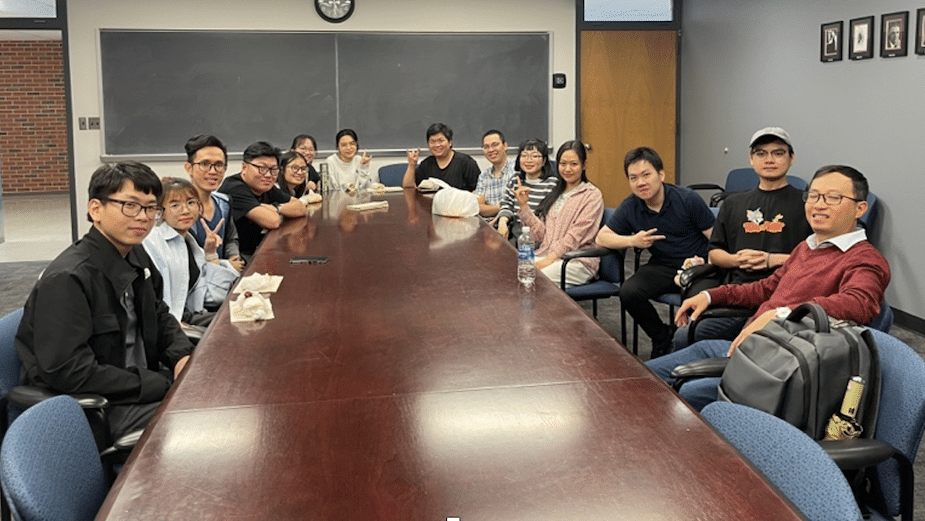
[669,127,812,352]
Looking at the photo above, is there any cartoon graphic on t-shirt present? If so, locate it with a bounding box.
[743,207,785,233]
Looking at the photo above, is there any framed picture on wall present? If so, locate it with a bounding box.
[821,21,843,62]
[916,8,925,55]
[880,11,909,57]
[849,16,874,59]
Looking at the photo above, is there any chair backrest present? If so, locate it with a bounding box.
[1,395,108,521]
[598,208,624,284]
[867,329,925,517]
[377,163,406,187]
[859,192,878,232]
[0,308,24,400]
[868,300,893,334]
[0,308,25,429]
[702,402,862,521]
[723,168,759,192]
[786,175,807,190]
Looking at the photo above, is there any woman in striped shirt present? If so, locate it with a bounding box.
[517,140,604,287]
[494,138,559,241]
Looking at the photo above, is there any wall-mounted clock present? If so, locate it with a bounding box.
[315,0,355,23]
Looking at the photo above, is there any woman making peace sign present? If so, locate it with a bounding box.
[143,177,239,330]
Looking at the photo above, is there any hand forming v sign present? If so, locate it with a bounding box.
[360,151,372,165]
[632,228,666,249]
[406,148,420,165]
[201,216,224,256]
[515,177,531,207]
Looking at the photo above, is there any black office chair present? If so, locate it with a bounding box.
[559,208,628,347]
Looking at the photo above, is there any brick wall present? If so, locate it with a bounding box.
[0,40,69,194]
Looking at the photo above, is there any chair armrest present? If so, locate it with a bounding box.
[670,357,728,391]
[686,183,724,192]
[818,438,899,470]
[561,246,610,262]
[100,428,144,458]
[560,247,611,290]
[7,385,109,410]
[687,307,755,345]
[820,438,914,521]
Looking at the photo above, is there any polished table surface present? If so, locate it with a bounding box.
[96,190,802,520]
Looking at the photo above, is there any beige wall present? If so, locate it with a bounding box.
[65,0,576,224]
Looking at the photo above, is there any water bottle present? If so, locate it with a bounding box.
[517,226,536,287]
[319,162,333,194]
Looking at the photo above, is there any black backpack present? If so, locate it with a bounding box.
[718,303,881,440]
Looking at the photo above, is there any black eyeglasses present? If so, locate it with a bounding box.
[102,198,162,219]
[802,191,863,205]
[191,161,227,173]
[245,161,280,176]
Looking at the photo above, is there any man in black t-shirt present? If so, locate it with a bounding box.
[402,122,480,191]
[218,141,305,258]
[672,127,811,350]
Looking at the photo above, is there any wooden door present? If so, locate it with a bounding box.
[580,30,677,208]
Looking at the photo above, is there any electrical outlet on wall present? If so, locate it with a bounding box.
[88,117,100,130]
[79,117,87,130]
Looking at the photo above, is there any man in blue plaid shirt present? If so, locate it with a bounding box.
[476,129,515,221]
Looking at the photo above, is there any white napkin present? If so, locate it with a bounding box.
[233,273,283,294]
[229,291,275,322]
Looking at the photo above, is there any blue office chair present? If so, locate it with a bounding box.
[860,192,878,232]
[687,168,757,207]
[785,174,807,190]
[0,309,25,521]
[1,395,108,521]
[820,329,925,521]
[559,208,628,347]
[0,308,25,432]
[702,402,864,521]
[3,309,142,478]
[377,163,406,187]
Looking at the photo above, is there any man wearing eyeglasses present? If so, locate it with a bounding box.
[476,129,515,219]
[184,134,244,273]
[670,127,812,351]
[16,162,194,442]
[647,165,890,410]
[218,141,305,258]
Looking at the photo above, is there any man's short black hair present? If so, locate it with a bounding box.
[811,165,869,202]
[86,161,162,222]
[623,147,664,176]
[427,122,452,142]
[482,129,506,143]
[184,134,228,163]
[242,141,280,163]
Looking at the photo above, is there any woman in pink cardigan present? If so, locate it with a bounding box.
[517,140,604,287]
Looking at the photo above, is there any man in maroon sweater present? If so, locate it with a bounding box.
[646,165,890,409]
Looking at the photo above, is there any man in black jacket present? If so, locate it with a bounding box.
[16,161,193,440]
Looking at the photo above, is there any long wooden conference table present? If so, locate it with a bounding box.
[96,189,802,520]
